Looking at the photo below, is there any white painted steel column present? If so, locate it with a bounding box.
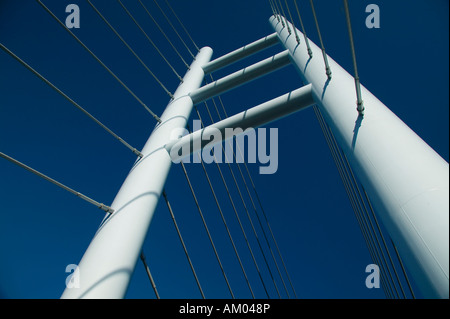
[61,47,213,299]
[271,16,449,298]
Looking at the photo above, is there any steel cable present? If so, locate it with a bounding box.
[343,0,364,115]
[140,252,161,299]
[320,110,398,298]
[152,0,196,59]
[0,152,114,214]
[210,77,298,299]
[36,0,162,123]
[277,0,292,34]
[87,0,175,97]
[189,113,256,299]
[342,153,404,298]
[268,0,279,22]
[293,0,313,57]
[309,0,332,79]
[361,189,409,298]
[313,106,392,298]
[201,101,271,299]
[203,96,282,298]
[163,0,200,52]
[273,0,285,26]
[208,94,286,299]
[162,190,206,299]
[0,42,143,158]
[390,238,416,299]
[138,0,190,69]
[284,0,301,43]
[313,106,410,298]
[179,162,235,299]
[116,0,183,82]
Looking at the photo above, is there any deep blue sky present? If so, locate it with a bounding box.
[0,0,448,299]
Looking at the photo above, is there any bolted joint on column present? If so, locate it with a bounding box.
[357,101,365,117]
[325,66,332,79]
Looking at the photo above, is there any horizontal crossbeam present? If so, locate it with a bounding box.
[202,32,280,74]
[190,50,291,105]
[167,84,314,161]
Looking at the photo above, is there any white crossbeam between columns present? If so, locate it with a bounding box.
[190,50,291,105]
[202,32,280,74]
[166,84,314,162]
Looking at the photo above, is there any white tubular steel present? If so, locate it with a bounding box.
[190,50,291,105]
[167,84,314,161]
[271,16,449,298]
[61,47,213,299]
[202,32,280,74]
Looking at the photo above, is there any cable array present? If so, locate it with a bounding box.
[268,0,279,22]
[36,0,162,123]
[313,106,416,299]
[179,160,235,298]
[138,0,190,69]
[277,0,292,35]
[309,0,332,79]
[293,0,313,57]
[152,0,196,59]
[163,0,200,52]
[272,0,285,27]
[0,42,143,159]
[0,0,424,300]
[116,0,183,82]
[197,100,271,299]
[162,190,206,299]
[284,0,301,44]
[86,0,175,98]
[204,89,289,299]
[211,88,298,299]
[186,121,256,299]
